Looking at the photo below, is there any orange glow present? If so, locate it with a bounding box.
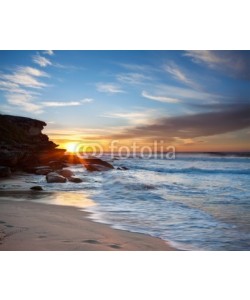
[65,142,79,153]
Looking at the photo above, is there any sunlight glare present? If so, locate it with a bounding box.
[66,142,78,153]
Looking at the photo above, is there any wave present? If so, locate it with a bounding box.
[133,165,250,175]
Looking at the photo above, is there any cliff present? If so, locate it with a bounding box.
[0,114,65,169]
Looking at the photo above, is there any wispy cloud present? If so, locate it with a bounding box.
[107,104,250,141]
[97,83,124,93]
[0,66,48,89]
[0,65,49,114]
[43,98,93,107]
[117,72,151,85]
[0,60,94,114]
[142,90,180,103]
[43,101,81,107]
[185,51,250,80]
[163,62,199,89]
[33,54,52,67]
[6,93,43,114]
[81,98,93,103]
[43,50,54,56]
[0,80,19,91]
[119,63,152,72]
[103,111,150,125]
[154,84,223,103]
[185,51,224,67]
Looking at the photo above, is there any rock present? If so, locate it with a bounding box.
[46,172,67,183]
[57,169,74,178]
[30,186,43,191]
[117,166,129,170]
[35,166,53,175]
[48,160,68,170]
[68,177,83,183]
[84,164,112,172]
[0,166,11,177]
[83,158,114,172]
[0,114,66,169]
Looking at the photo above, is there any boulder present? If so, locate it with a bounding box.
[30,186,43,191]
[0,166,11,178]
[83,158,114,172]
[68,177,83,183]
[84,164,113,172]
[57,169,74,178]
[35,166,53,175]
[46,172,67,183]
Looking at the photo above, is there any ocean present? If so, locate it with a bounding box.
[2,153,250,250]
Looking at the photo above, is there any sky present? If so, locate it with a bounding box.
[0,50,250,152]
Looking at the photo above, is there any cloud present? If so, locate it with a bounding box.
[97,83,124,93]
[185,51,250,80]
[0,80,19,91]
[6,93,43,114]
[43,50,54,56]
[117,72,152,85]
[0,66,48,89]
[185,51,224,66]
[43,101,81,107]
[81,98,93,103]
[0,65,49,114]
[163,62,199,89]
[42,98,93,107]
[104,104,250,141]
[118,63,151,72]
[33,54,52,67]
[103,111,155,125]
[142,90,180,103]
[154,84,223,103]
[18,66,49,77]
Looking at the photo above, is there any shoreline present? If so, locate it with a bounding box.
[0,192,176,251]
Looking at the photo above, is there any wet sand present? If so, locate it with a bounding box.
[0,192,175,251]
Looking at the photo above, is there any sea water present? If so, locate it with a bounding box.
[2,153,250,250]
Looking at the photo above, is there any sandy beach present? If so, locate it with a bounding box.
[0,192,175,251]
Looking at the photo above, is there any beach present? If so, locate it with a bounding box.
[0,192,175,251]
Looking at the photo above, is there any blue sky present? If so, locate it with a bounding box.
[0,50,250,151]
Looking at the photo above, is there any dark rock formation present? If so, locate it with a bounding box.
[57,169,74,178]
[30,186,43,191]
[68,177,83,183]
[46,172,67,183]
[0,114,66,170]
[82,158,114,172]
[48,161,68,170]
[0,114,116,176]
[35,166,53,175]
[0,166,11,177]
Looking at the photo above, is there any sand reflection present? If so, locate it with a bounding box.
[0,191,96,209]
[48,192,96,208]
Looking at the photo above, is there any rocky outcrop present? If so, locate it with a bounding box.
[0,114,66,170]
[0,166,11,177]
[0,114,122,177]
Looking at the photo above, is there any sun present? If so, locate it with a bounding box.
[65,142,78,153]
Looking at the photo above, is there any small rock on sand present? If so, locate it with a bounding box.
[30,186,43,191]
